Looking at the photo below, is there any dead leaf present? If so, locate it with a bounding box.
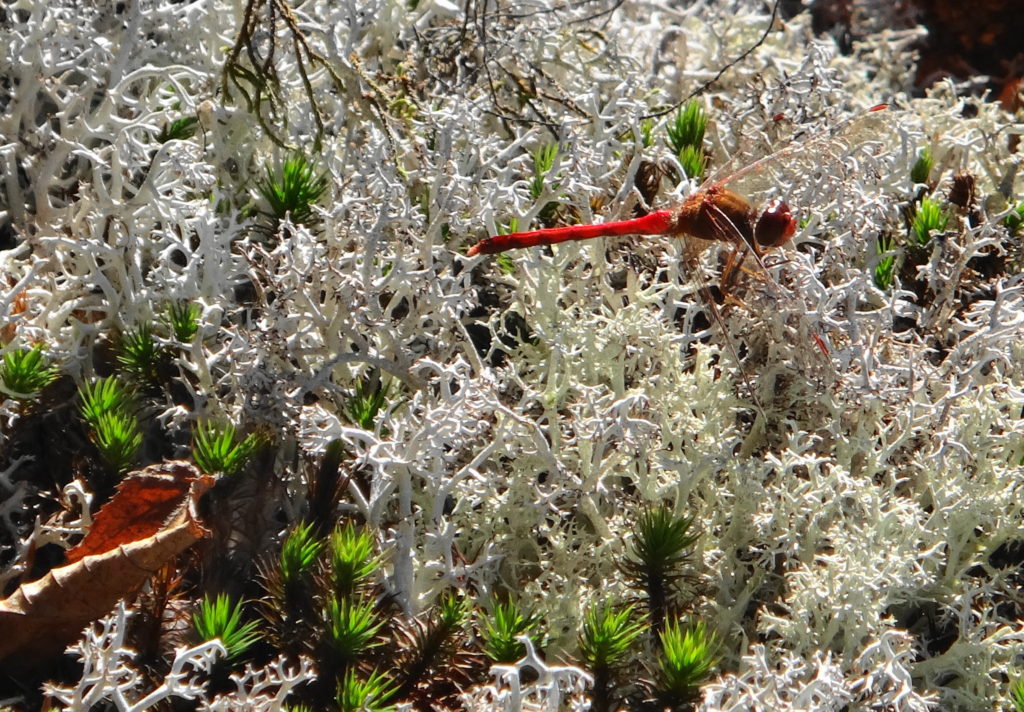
[65,460,199,564]
[0,461,213,671]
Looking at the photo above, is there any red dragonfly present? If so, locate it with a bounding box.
[467,180,796,262]
[468,104,888,286]
[467,104,888,364]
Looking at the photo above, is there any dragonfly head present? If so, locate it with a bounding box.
[754,199,797,248]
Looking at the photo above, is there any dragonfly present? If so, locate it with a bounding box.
[468,103,889,359]
[468,182,797,294]
[470,103,888,261]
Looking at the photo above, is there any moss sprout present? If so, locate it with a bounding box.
[117,322,166,385]
[1010,675,1024,712]
[164,301,202,342]
[279,520,325,590]
[620,507,700,635]
[651,618,719,708]
[78,377,141,473]
[324,594,385,665]
[157,116,199,143]
[328,523,380,597]
[579,603,644,712]
[666,100,707,181]
[344,376,393,432]
[910,197,949,246]
[256,153,329,229]
[0,345,58,398]
[480,599,542,663]
[336,668,397,712]
[874,232,897,290]
[910,146,934,185]
[529,144,559,202]
[192,593,261,661]
[191,419,262,476]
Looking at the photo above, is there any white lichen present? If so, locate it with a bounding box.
[2,0,1023,709]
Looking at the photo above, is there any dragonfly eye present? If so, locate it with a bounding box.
[754,199,797,248]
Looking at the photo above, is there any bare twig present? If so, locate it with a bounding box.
[643,0,782,120]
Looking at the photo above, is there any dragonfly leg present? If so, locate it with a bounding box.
[719,245,750,295]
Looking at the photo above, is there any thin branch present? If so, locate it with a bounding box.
[643,0,782,120]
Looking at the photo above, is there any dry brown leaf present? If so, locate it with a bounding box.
[0,461,213,671]
[65,461,200,564]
